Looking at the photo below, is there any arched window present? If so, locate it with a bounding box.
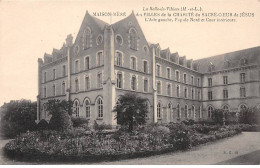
[52,84,56,96]
[117,72,122,88]
[83,27,91,50]
[61,81,66,95]
[96,51,103,66]
[168,103,172,121]
[129,28,138,50]
[44,87,47,98]
[116,34,123,45]
[239,104,247,112]
[223,105,229,112]
[115,52,122,66]
[184,87,188,98]
[167,84,171,96]
[143,78,148,92]
[208,106,214,118]
[84,99,90,118]
[192,105,195,119]
[176,85,180,97]
[131,75,136,90]
[156,64,161,76]
[97,72,102,88]
[73,100,80,117]
[97,97,103,118]
[157,81,161,94]
[177,104,181,118]
[184,105,188,118]
[85,75,90,90]
[199,106,202,118]
[157,102,161,119]
[44,72,47,82]
[75,78,79,92]
[130,57,137,70]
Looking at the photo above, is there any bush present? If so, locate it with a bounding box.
[49,108,72,131]
[93,121,112,132]
[71,117,89,129]
[182,119,195,125]
[37,119,49,130]
[167,123,192,150]
[238,107,260,125]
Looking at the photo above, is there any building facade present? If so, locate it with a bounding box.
[36,11,260,126]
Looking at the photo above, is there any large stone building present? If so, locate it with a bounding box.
[36,11,260,126]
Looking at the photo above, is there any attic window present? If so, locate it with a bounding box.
[129,28,138,50]
[115,34,123,45]
[144,46,148,54]
[224,60,230,68]
[240,58,248,66]
[83,27,91,50]
[96,34,103,45]
[74,45,79,55]
[208,62,215,72]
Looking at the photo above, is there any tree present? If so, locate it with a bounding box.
[113,93,148,132]
[238,107,260,125]
[45,99,73,131]
[0,99,37,138]
[211,109,225,125]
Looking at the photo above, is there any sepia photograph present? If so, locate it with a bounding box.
[0,0,260,165]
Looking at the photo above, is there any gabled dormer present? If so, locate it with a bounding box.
[179,56,186,66]
[44,53,53,64]
[170,52,179,63]
[187,59,193,69]
[160,48,170,60]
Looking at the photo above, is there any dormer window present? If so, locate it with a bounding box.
[240,58,248,66]
[208,62,215,72]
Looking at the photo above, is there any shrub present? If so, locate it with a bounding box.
[167,123,192,150]
[182,119,195,125]
[49,108,73,131]
[93,121,112,132]
[71,117,89,129]
[238,107,260,125]
[37,119,49,130]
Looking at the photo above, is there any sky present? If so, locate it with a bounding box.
[0,0,260,106]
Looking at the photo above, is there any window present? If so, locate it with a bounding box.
[117,72,122,88]
[116,34,123,45]
[83,27,91,50]
[115,52,122,66]
[97,52,103,66]
[192,106,195,119]
[85,76,90,90]
[73,100,80,117]
[184,87,187,98]
[44,72,47,82]
[239,104,247,112]
[191,88,194,99]
[183,74,187,84]
[175,71,180,82]
[208,62,215,72]
[167,84,171,96]
[157,102,161,118]
[197,78,200,87]
[208,78,212,87]
[62,65,66,77]
[96,34,103,45]
[240,87,246,98]
[61,82,66,95]
[167,68,171,79]
[85,99,90,118]
[144,78,148,92]
[156,64,161,76]
[198,90,201,100]
[131,75,136,90]
[53,69,56,80]
[75,60,79,73]
[129,28,138,50]
[75,78,79,92]
[223,89,228,99]
[157,81,161,94]
[208,106,213,118]
[223,76,228,85]
[208,91,213,100]
[199,106,202,118]
[85,57,90,70]
[176,85,180,97]
[184,105,188,118]
[191,76,194,85]
[240,73,246,83]
[44,87,47,98]
[52,84,56,96]
[223,105,229,112]
[97,98,103,118]
[130,57,137,70]
[177,104,181,118]
[97,72,102,88]
[143,60,148,73]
